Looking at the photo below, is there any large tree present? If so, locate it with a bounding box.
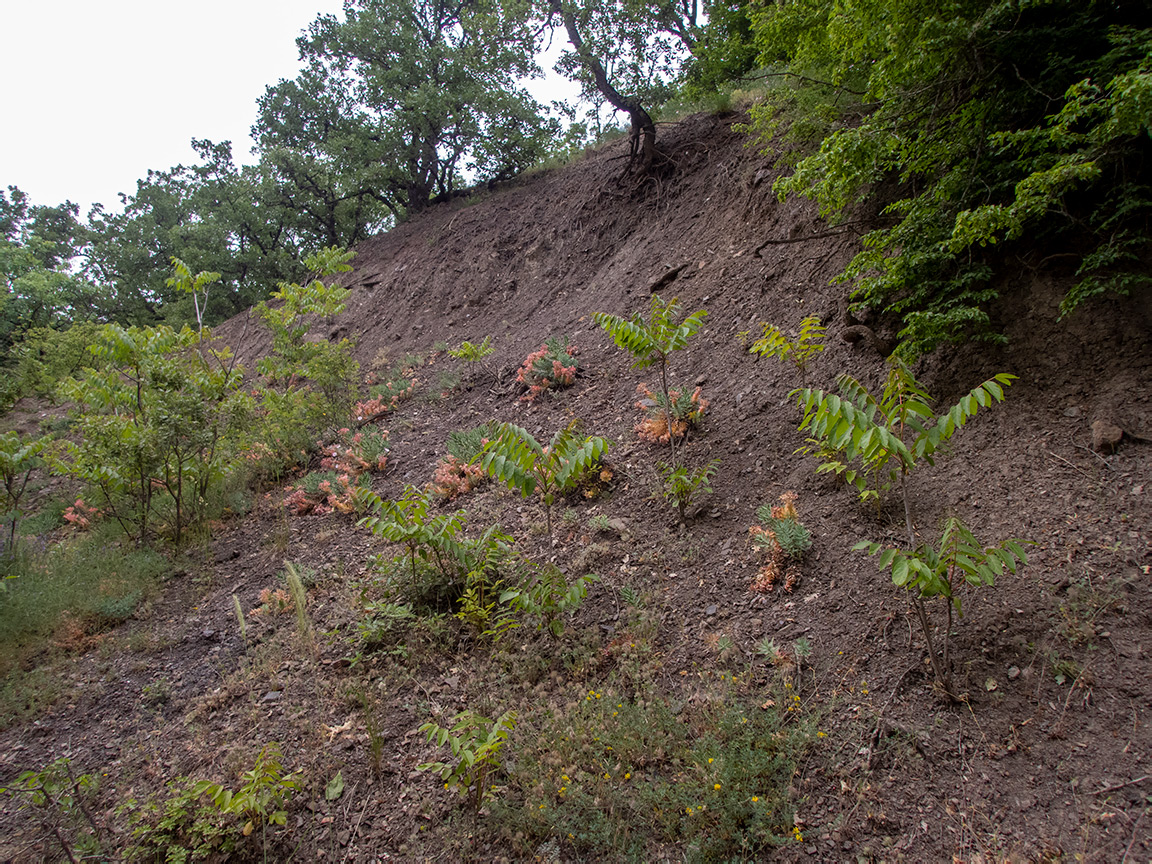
[543,0,704,168]
[255,0,558,221]
[0,186,101,353]
[82,141,311,328]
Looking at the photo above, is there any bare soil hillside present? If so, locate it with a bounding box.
[3,111,1151,862]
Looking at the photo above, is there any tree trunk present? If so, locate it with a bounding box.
[552,0,657,171]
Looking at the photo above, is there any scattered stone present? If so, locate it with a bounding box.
[1091,419,1124,453]
[262,691,282,703]
[1008,666,1021,680]
[705,604,718,616]
[1063,406,1082,418]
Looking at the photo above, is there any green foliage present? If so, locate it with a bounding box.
[501,567,598,638]
[454,523,523,642]
[419,709,517,813]
[194,743,300,835]
[357,485,524,623]
[516,335,580,401]
[166,257,221,333]
[480,421,612,540]
[794,361,1015,503]
[594,295,707,372]
[749,0,1152,356]
[856,517,1028,616]
[792,359,1020,695]
[126,744,299,862]
[0,189,102,358]
[749,315,825,380]
[282,561,313,646]
[53,318,247,544]
[0,430,45,561]
[0,536,165,651]
[357,600,415,649]
[495,678,813,860]
[2,756,104,860]
[753,504,812,559]
[856,517,1029,694]
[657,459,719,525]
[595,295,707,465]
[358,484,470,584]
[0,322,105,408]
[252,247,359,473]
[82,141,313,331]
[266,0,556,222]
[680,1,759,98]
[447,336,494,363]
[446,422,499,463]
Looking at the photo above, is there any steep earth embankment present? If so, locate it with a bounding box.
[5,110,1152,862]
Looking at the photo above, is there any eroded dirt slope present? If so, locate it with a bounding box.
[4,110,1151,862]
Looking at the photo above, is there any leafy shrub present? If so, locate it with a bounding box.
[657,459,719,525]
[595,295,707,466]
[495,679,813,860]
[282,471,369,516]
[794,360,1015,503]
[635,383,709,444]
[749,492,810,594]
[480,421,612,541]
[429,423,498,501]
[54,320,248,545]
[0,430,44,557]
[419,709,517,813]
[856,517,1028,691]
[500,567,598,638]
[319,426,390,475]
[252,247,359,473]
[355,366,417,422]
[0,322,105,408]
[431,456,487,501]
[124,743,299,861]
[516,336,579,402]
[357,600,415,649]
[749,316,826,381]
[448,336,496,381]
[793,360,1022,695]
[447,422,499,462]
[3,756,105,860]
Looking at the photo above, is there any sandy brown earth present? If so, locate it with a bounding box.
[2,110,1150,862]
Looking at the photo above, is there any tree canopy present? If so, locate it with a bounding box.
[259,0,559,220]
[745,0,1152,356]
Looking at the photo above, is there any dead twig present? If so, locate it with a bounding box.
[1122,807,1147,863]
[1069,434,1118,472]
[1096,774,1152,796]
[1044,449,1097,481]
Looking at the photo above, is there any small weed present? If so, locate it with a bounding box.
[516,336,579,402]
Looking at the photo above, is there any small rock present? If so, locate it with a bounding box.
[262,691,282,703]
[1091,419,1124,453]
[705,604,718,616]
[1063,406,1082,418]
[1007,666,1020,680]
[695,375,707,386]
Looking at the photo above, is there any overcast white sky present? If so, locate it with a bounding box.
[0,1,579,215]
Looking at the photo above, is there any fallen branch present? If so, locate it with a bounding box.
[1095,774,1151,796]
